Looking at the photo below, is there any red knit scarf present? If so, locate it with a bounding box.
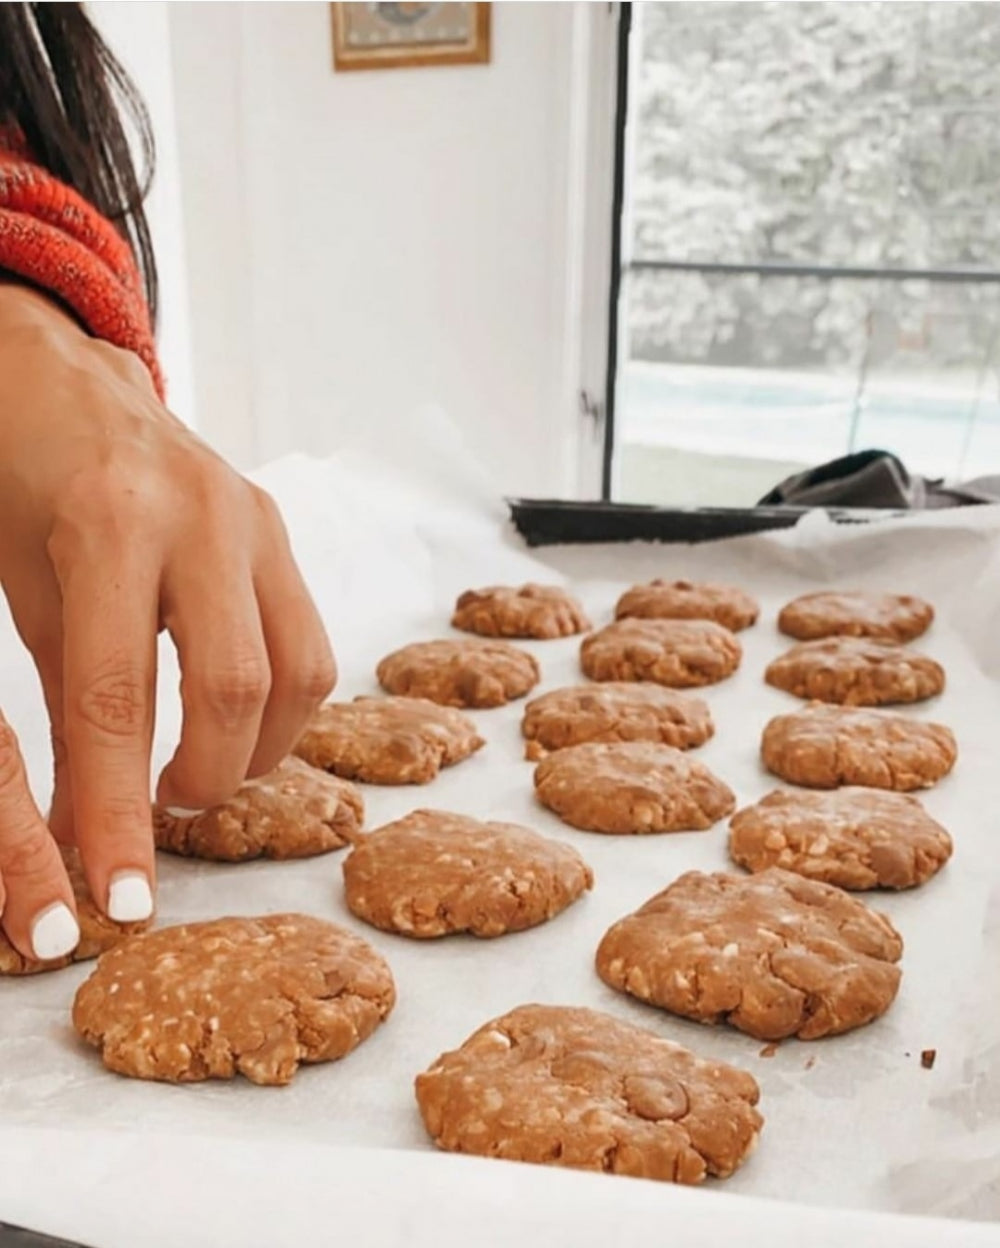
[0,136,164,399]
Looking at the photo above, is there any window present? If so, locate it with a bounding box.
[610,2,1000,505]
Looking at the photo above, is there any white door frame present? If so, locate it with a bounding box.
[554,1,626,501]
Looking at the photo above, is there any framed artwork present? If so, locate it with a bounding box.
[331,3,491,71]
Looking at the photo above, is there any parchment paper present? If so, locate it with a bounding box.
[2,439,1000,1232]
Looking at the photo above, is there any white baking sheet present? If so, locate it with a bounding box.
[2,441,1000,1242]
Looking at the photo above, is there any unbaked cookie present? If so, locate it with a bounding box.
[452,584,590,639]
[153,757,363,862]
[765,638,944,706]
[761,703,956,791]
[377,639,540,708]
[615,580,759,631]
[778,591,934,642]
[72,914,395,1085]
[580,619,741,688]
[596,868,902,1040]
[294,696,484,785]
[342,810,593,938]
[534,741,735,834]
[415,1004,762,1184]
[728,788,953,890]
[0,846,150,976]
[521,683,713,761]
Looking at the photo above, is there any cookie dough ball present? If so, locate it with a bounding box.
[778,591,934,642]
[765,637,944,706]
[153,757,362,862]
[581,619,741,688]
[615,580,759,631]
[415,1004,762,1184]
[295,696,484,785]
[521,683,713,761]
[342,810,593,938]
[452,584,590,639]
[0,847,151,976]
[72,915,395,1085]
[596,868,902,1040]
[761,703,957,791]
[728,788,953,890]
[377,639,540,708]
[534,741,735,834]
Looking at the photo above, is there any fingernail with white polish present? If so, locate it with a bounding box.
[32,903,81,962]
[165,806,205,819]
[108,871,154,923]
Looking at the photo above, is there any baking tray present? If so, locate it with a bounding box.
[0,1225,90,1248]
[507,498,908,546]
[4,455,1000,1243]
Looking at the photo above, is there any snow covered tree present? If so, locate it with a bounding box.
[627,1,1000,374]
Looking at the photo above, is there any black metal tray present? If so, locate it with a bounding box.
[507,498,898,547]
[0,1224,91,1248]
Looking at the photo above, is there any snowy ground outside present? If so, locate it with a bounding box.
[615,360,1000,506]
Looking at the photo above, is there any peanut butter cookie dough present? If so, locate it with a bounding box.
[153,757,362,862]
[295,696,484,785]
[764,637,944,706]
[534,741,735,834]
[73,915,395,1085]
[778,591,934,642]
[615,579,759,631]
[596,868,902,1040]
[0,846,150,976]
[728,788,953,890]
[452,584,590,639]
[521,683,713,761]
[377,639,540,708]
[761,703,957,791]
[342,810,593,938]
[415,1004,762,1183]
[580,619,741,688]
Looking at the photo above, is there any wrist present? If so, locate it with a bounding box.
[0,277,80,345]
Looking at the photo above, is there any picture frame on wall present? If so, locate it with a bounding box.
[331,3,491,71]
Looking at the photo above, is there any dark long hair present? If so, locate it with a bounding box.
[0,2,158,323]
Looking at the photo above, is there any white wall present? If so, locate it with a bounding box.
[169,1,615,496]
[89,1,197,428]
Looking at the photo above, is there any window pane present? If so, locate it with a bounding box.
[631,1,1000,270]
[616,271,1000,504]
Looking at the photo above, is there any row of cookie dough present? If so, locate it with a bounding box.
[449,582,934,645]
[375,593,942,710]
[286,685,956,892]
[285,680,957,893]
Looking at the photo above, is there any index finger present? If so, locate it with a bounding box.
[59,557,158,922]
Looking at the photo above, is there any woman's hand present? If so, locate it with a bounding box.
[0,281,336,961]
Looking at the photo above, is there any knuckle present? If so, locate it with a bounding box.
[199,657,271,725]
[66,462,147,520]
[250,484,282,525]
[0,723,24,790]
[297,651,338,704]
[74,663,148,738]
[94,792,151,833]
[47,467,151,567]
[0,827,54,884]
